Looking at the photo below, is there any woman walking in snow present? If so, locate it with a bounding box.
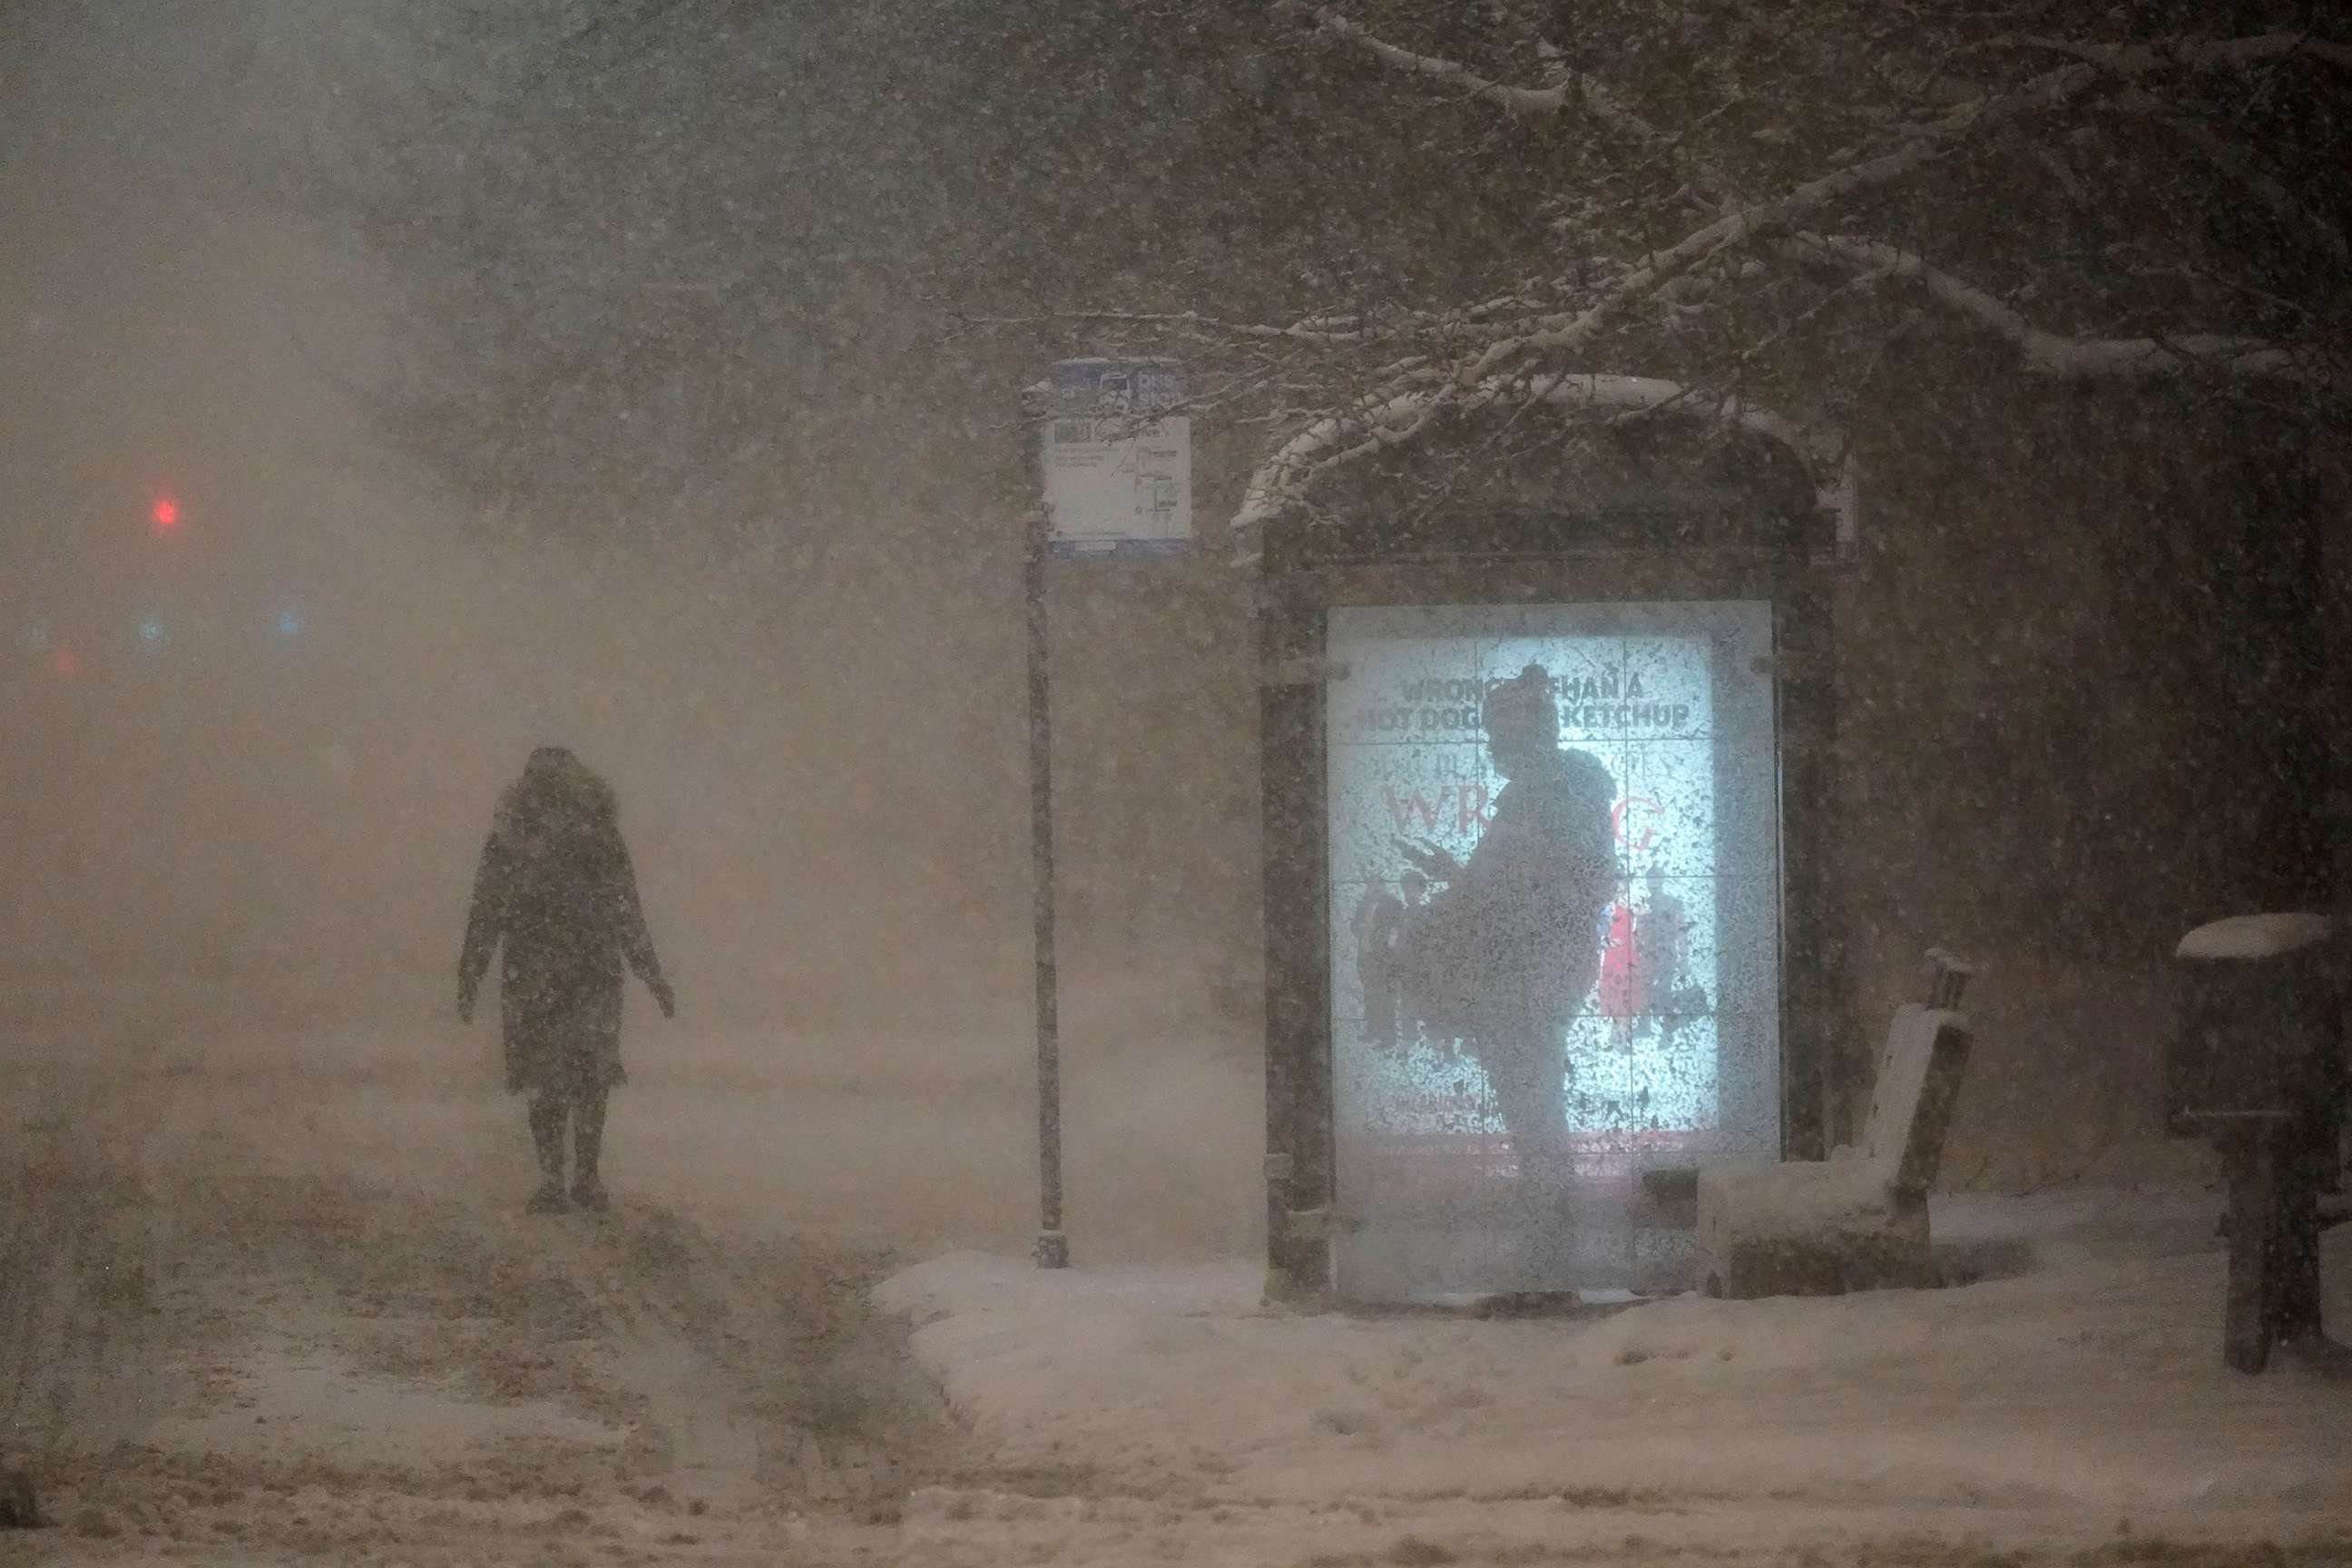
[458,746,675,1212]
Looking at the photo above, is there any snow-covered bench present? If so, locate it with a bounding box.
[1696,958,1975,1299]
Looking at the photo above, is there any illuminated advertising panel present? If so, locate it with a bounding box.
[1324,602,1779,1297]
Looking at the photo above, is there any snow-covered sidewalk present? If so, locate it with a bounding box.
[877,1181,2350,1527]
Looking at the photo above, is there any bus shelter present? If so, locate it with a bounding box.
[1251,383,1852,1306]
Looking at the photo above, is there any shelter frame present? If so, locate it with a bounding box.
[1255,426,1848,1305]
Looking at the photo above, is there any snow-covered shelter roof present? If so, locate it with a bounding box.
[1234,375,1852,568]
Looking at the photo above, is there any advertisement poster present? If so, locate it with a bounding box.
[1040,359,1191,557]
[1324,602,1780,1297]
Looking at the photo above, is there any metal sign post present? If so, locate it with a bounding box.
[1021,359,1191,1271]
[1024,495,1069,1270]
[1017,381,1068,1269]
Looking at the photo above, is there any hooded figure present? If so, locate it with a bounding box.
[1394,665,1614,1249]
[459,746,674,1212]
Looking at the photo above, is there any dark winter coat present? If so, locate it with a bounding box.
[1397,748,1615,1047]
[458,749,670,1094]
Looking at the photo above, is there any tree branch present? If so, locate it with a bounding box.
[1779,233,2338,386]
[1284,2,1740,204]
[1442,35,2203,381]
[1290,3,1632,130]
[2010,31,2352,77]
[2092,89,2352,266]
[950,307,1375,345]
[1217,20,2349,541]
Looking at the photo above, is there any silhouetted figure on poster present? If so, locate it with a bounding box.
[1350,868,1428,1051]
[459,747,675,1214]
[1393,665,1615,1210]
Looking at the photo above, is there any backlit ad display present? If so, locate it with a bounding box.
[1324,603,1780,1297]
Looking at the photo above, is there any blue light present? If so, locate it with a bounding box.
[274,607,305,639]
[137,614,166,649]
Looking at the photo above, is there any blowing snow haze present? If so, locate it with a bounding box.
[0,0,1263,1045]
[5,0,2352,1558]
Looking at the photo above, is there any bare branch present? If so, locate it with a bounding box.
[951,307,1377,345]
[1779,233,2339,386]
[1293,4,1601,123]
[1206,22,2352,541]
[1232,26,2352,532]
[1836,29,2352,160]
[2010,31,2352,76]
[2092,89,2352,266]
[1285,2,1740,205]
[1455,132,1953,382]
[1444,36,2230,382]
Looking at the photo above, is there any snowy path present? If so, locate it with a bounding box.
[5,1032,2348,1565]
[1,1034,966,1562]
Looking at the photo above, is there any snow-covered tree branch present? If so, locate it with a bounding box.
[1048,5,2352,538]
[1282,0,1702,178]
[1777,234,2335,387]
[328,0,2352,562]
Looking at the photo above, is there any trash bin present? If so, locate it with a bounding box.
[2173,913,2344,1373]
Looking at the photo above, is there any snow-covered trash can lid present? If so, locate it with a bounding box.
[2174,912,2337,963]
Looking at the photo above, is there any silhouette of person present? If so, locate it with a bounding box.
[1394,665,1615,1225]
[459,746,675,1213]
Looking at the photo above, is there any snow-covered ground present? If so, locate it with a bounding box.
[878,1173,2352,1546]
[10,1023,2349,1565]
